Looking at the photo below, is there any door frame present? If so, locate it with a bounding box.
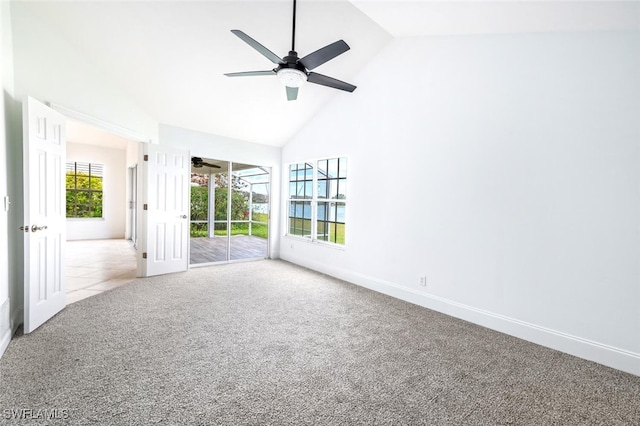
[128,164,138,248]
[49,103,148,278]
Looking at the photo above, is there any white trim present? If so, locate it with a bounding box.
[48,103,150,144]
[0,298,11,358]
[281,252,640,377]
[283,234,346,251]
[0,328,9,359]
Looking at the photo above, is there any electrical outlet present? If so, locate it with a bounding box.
[419,275,427,286]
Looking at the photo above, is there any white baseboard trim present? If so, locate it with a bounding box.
[0,298,11,359]
[281,253,640,377]
[0,327,10,359]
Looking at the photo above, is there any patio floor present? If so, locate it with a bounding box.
[190,235,268,264]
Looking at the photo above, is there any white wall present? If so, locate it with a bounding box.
[0,0,12,357]
[66,142,127,240]
[1,0,25,349]
[159,124,282,258]
[280,31,640,375]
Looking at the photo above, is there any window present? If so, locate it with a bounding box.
[66,162,104,218]
[317,158,347,244]
[288,162,313,238]
[288,157,346,245]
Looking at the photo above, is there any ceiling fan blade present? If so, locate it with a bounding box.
[286,86,298,101]
[307,72,357,93]
[299,40,350,70]
[224,70,276,77]
[203,162,221,169]
[231,30,284,65]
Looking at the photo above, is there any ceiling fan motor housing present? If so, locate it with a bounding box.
[276,51,308,87]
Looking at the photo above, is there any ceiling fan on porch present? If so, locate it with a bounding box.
[191,157,220,169]
[224,0,357,101]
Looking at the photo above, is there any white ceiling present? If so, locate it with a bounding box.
[352,1,640,37]
[18,1,640,147]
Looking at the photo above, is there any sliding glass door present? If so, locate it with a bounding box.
[189,158,269,265]
[230,163,270,260]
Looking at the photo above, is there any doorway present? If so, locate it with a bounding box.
[64,119,139,302]
[189,158,270,265]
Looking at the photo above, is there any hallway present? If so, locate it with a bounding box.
[66,239,137,304]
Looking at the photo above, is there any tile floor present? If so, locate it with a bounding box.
[66,239,138,304]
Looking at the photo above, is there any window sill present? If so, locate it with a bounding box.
[284,234,346,251]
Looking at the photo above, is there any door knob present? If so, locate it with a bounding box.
[181,215,187,219]
[31,225,48,233]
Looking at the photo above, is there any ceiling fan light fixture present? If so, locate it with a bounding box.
[277,68,307,88]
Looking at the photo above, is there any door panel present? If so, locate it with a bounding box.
[23,97,66,333]
[144,144,189,276]
[189,165,229,265]
[229,163,270,261]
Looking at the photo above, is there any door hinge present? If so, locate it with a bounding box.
[143,154,148,161]
[142,252,147,259]
[143,204,148,210]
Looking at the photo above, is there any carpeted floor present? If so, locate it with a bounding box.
[0,260,638,425]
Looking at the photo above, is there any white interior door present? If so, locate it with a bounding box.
[23,97,66,333]
[144,144,189,276]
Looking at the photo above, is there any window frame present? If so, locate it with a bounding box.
[286,156,347,248]
[287,162,314,240]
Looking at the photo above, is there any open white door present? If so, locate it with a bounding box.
[23,97,66,333]
[143,144,189,276]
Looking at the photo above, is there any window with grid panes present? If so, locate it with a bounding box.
[66,161,104,218]
[287,157,346,245]
[316,157,346,245]
[288,162,313,238]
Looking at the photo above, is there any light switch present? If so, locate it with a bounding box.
[3,196,10,212]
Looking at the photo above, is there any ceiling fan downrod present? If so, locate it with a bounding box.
[291,0,297,52]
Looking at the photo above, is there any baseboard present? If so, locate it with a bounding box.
[281,253,640,377]
[0,298,11,359]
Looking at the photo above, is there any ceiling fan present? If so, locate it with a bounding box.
[191,157,220,169]
[224,0,356,101]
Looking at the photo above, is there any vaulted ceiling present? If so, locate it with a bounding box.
[15,1,640,146]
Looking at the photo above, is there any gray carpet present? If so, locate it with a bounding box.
[1,260,638,425]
